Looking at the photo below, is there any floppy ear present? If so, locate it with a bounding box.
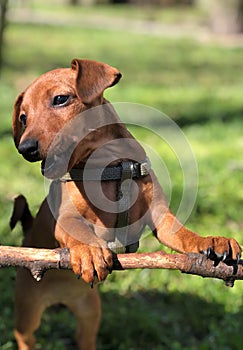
[71,59,122,104]
[12,92,24,147]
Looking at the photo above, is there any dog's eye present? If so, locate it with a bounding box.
[20,114,27,127]
[52,95,70,107]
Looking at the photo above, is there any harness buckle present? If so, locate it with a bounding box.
[140,158,151,176]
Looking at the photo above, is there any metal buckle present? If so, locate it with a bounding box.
[140,158,150,176]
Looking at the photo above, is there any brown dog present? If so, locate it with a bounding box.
[12,59,241,349]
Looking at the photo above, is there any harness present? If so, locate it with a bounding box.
[60,158,151,253]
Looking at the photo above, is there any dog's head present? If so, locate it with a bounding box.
[12,59,121,178]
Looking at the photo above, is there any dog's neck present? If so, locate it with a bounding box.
[70,101,146,170]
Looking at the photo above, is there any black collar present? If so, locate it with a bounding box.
[60,158,151,182]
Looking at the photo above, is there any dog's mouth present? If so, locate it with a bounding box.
[41,153,70,179]
[41,135,80,179]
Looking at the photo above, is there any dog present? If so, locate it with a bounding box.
[11,58,241,349]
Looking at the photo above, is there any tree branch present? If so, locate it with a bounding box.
[0,245,242,287]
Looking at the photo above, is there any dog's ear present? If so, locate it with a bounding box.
[71,59,122,104]
[12,92,24,147]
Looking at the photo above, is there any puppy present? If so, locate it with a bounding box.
[12,59,241,349]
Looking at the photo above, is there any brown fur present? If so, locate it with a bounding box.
[12,59,241,349]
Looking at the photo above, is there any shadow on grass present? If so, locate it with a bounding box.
[0,269,242,350]
[99,290,243,350]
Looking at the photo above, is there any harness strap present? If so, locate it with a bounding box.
[108,161,133,254]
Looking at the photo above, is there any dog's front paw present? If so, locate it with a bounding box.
[199,236,241,262]
[69,242,113,284]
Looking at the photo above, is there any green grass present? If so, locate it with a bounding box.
[18,0,208,24]
[3,23,243,127]
[0,2,243,349]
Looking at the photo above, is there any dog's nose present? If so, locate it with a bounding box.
[18,139,40,162]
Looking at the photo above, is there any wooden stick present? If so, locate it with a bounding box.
[0,245,242,287]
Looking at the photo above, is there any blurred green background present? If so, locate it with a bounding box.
[0,0,243,349]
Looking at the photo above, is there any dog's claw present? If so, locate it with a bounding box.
[207,247,211,257]
[237,253,241,264]
[90,281,94,289]
[107,266,113,274]
[222,251,227,262]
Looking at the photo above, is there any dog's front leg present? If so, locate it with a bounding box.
[148,177,241,261]
[153,209,241,261]
[55,215,113,284]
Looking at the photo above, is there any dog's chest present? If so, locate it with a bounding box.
[49,179,146,244]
